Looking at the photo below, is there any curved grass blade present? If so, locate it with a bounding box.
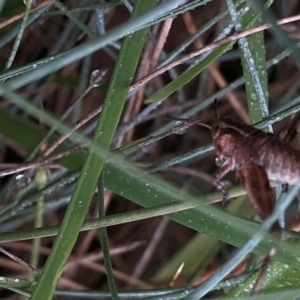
[31,1,158,299]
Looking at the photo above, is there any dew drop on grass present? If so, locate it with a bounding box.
[15,174,31,189]
[90,69,108,87]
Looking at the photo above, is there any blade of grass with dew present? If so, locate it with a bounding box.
[0,277,33,297]
[225,260,300,298]
[31,1,158,299]
[225,1,277,297]
[54,287,300,299]
[226,0,272,124]
[144,42,234,104]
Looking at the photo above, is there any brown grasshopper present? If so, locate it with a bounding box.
[211,115,300,197]
[170,100,300,293]
[172,102,300,215]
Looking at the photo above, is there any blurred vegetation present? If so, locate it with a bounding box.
[0,0,300,299]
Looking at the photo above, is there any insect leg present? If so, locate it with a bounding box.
[251,244,277,295]
[212,165,232,206]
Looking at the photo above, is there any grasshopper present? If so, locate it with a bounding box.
[170,100,300,293]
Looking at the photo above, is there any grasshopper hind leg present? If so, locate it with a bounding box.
[251,244,277,295]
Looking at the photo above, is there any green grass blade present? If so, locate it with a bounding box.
[226,0,271,124]
[225,260,300,298]
[31,1,158,299]
[145,42,234,104]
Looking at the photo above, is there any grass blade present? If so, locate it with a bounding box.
[31,1,158,298]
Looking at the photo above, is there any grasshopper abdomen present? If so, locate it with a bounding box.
[256,137,300,185]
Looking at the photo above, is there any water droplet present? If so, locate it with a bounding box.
[90,69,108,87]
[15,174,31,189]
